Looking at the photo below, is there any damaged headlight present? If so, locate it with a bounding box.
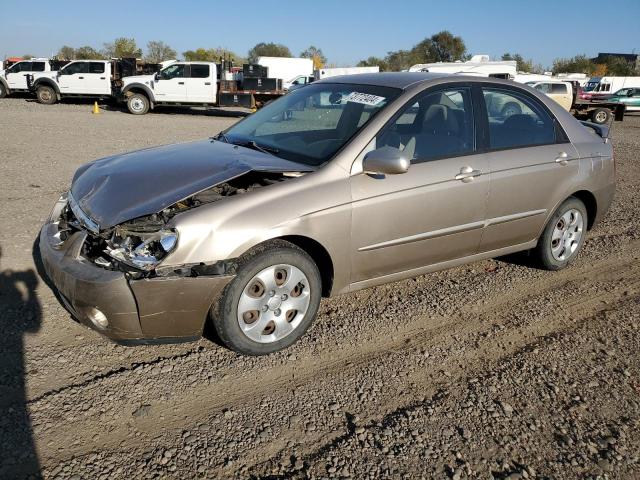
[104,228,178,271]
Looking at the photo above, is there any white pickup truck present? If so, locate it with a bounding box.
[121,61,287,114]
[0,58,53,97]
[121,62,219,114]
[29,60,114,104]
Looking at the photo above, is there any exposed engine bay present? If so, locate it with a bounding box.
[57,171,303,278]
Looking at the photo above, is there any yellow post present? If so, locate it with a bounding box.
[92,101,100,114]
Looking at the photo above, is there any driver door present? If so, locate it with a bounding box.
[154,63,187,101]
[6,61,31,89]
[58,62,88,93]
[349,86,489,286]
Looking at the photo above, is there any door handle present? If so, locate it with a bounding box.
[78,76,84,79]
[178,81,185,85]
[100,77,106,80]
[204,82,211,85]
[555,151,569,166]
[455,166,482,183]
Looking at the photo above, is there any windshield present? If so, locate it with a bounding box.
[223,83,401,166]
[583,81,599,92]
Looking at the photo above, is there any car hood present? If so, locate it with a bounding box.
[70,139,314,229]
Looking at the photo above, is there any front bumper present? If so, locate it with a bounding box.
[39,220,233,344]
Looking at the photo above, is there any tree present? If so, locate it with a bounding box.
[247,42,292,63]
[103,37,142,58]
[552,54,595,75]
[75,46,105,60]
[57,45,76,60]
[502,53,534,72]
[145,41,176,63]
[416,30,467,63]
[357,56,388,71]
[182,47,244,64]
[300,46,327,69]
[605,56,635,76]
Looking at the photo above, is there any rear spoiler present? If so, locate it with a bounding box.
[580,121,609,141]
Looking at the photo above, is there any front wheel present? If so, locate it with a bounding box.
[0,82,7,98]
[36,85,57,105]
[533,197,588,270]
[211,243,322,355]
[127,93,150,115]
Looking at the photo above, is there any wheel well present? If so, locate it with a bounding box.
[35,79,58,92]
[277,235,334,297]
[571,190,597,229]
[126,87,149,98]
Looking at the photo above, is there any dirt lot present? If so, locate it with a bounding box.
[0,98,639,479]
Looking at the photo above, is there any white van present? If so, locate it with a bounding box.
[587,76,640,98]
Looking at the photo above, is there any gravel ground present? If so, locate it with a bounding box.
[0,98,639,479]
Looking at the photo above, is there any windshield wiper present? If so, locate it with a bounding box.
[212,132,230,143]
[236,140,280,156]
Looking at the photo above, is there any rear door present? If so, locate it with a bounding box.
[85,62,110,94]
[350,85,489,285]
[185,63,214,103]
[478,86,579,253]
[58,62,89,93]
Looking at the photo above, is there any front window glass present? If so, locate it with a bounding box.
[482,88,556,149]
[160,64,185,79]
[377,88,475,162]
[62,62,88,75]
[224,83,400,166]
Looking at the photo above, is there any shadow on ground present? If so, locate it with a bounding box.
[0,244,42,479]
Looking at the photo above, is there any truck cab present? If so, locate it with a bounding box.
[30,60,113,104]
[0,58,52,97]
[121,62,217,114]
[528,81,573,111]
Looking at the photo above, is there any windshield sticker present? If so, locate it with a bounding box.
[345,92,386,106]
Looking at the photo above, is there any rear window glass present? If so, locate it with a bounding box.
[482,88,556,150]
[89,62,105,74]
[190,64,210,78]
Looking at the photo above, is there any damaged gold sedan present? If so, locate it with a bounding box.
[39,73,615,355]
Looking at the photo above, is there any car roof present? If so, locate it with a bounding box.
[314,72,452,89]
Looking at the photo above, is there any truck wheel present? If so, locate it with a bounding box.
[36,85,57,105]
[532,197,587,271]
[211,242,322,355]
[591,108,610,124]
[127,93,150,115]
[0,82,7,98]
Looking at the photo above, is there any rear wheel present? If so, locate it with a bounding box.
[127,93,150,115]
[211,243,322,355]
[591,108,610,124]
[533,197,588,270]
[36,85,57,105]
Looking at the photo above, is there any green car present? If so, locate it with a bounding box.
[608,88,640,112]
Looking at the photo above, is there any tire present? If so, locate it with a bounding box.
[36,85,57,105]
[533,197,588,271]
[0,82,7,99]
[591,108,610,124]
[127,93,150,115]
[211,242,322,355]
[501,102,522,118]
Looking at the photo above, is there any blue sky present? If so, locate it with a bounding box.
[1,0,638,67]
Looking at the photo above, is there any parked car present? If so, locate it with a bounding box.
[603,87,640,111]
[39,73,614,355]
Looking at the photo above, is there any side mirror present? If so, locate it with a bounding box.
[154,72,161,81]
[362,146,410,175]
